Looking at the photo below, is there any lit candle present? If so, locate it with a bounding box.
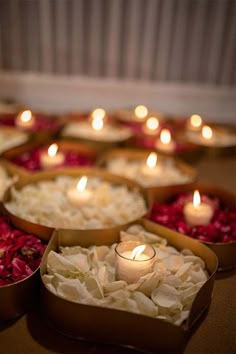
[183,190,214,227]
[187,114,203,131]
[92,116,104,131]
[202,125,213,142]
[115,241,156,284]
[67,176,92,206]
[40,143,65,169]
[91,108,105,132]
[133,105,148,121]
[141,152,161,177]
[142,116,160,135]
[15,110,35,129]
[91,108,106,121]
[155,129,176,153]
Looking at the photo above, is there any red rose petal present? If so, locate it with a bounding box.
[0,216,46,286]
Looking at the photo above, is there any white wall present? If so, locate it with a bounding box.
[0,72,235,123]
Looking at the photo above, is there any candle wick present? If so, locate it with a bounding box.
[132,254,136,260]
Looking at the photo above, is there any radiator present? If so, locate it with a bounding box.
[0,0,235,86]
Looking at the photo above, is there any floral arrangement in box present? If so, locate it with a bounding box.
[150,193,236,244]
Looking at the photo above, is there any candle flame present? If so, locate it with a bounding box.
[146,117,159,131]
[160,129,171,145]
[190,114,202,128]
[92,116,104,131]
[20,110,32,123]
[91,108,106,120]
[132,245,146,260]
[193,190,201,207]
[146,152,157,169]
[202,125,213,140]
[76,176,88,192]
[134,105,148,119]
[48,143,58,157]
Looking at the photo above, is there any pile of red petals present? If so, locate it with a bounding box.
[117,121,195,153]
[0,113,61,132]
[11,147,94,171]
[132,135,197,153]
[150,193,236,243]
[0,216,46,286]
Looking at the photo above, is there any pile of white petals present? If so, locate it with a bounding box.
[105,157,192,187]
[186,130,236,147]
[43,225,208,326]
[0,128,28,154]
[0,165,17,200]
[5,176,147,229]
[62,122,132,142]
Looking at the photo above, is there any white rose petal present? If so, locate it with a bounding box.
[151,284,181,308]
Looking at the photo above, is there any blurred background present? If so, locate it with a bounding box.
[0,0,235,120]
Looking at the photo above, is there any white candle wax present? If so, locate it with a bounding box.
[67,176,92,206]
[200,125,215,145]
[156,129,176,153]
[141,152,161,177]
[183,190,214,226]
[115,242,156,284]
[40,144,65,169]
[91,108,106,132]
[15,110,35,129]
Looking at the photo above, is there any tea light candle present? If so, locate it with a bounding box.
[15,110,35,129]
[156,129,176,153]
[67,176,92,206]
[40,143,65,169]
[89,108,106,132]
[91,115,104,131]
[141,152,161,177]
[187,114,203,131]
[115,241,156,284]
[183,190,214,226]
[133,105,148,122]
[90,108,106,122]
[142,116,160,135]
[201,125,214,143]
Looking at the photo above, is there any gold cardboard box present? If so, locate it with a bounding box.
[1,139,99,179]
[2,167,151,242]
[40,218,217,352]
[97,148,197,193]
[150,183,236,270]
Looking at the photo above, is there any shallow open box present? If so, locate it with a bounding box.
[97,148,197,193]
[60,114,134,152]
[128,134,204,164]
[40,219,217,353]
[0,263,41,322]
[2,167,151,242]
[0,126,32,157]
[183,125,236,159]
[1,139,99,179]
[0,211,47,323]
[150,183,236,271]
